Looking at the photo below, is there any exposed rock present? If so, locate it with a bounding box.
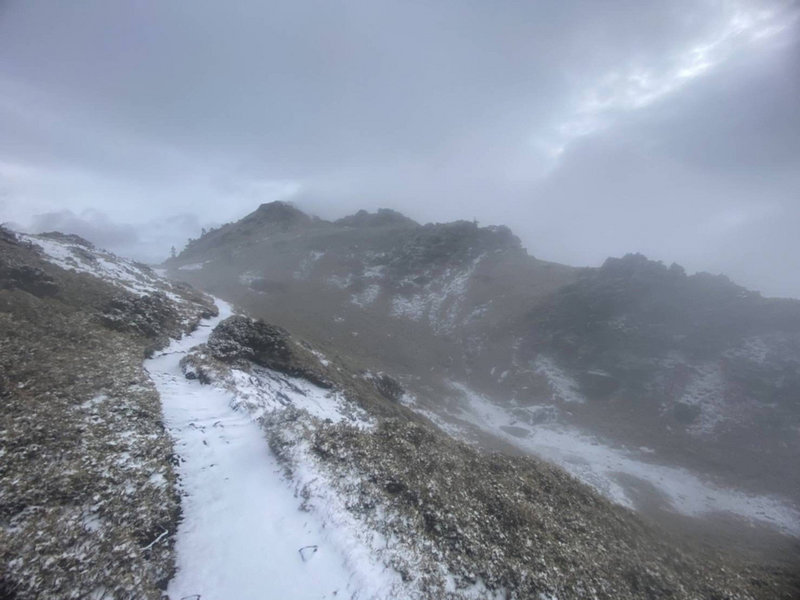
[208,316,333,388]
[673,402,701,425]
[368,371,405,402]
[100,292,181,343]
[336,208,419,228]
[0,264,59,297]
[389,220,522,274]
[208,316,292,364]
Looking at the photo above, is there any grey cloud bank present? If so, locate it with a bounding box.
[0,0,798,296]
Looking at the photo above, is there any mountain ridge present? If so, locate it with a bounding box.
[3,223,799,598]
[166,202,800,526]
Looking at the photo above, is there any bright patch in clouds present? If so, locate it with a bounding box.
[539,0,799,159]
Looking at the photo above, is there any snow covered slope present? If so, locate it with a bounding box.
[408,382,800,537]
[20,232,174,298]
[147,301,404,600]
[0,228,217,599]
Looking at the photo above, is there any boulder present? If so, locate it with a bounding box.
[208,316,332,388]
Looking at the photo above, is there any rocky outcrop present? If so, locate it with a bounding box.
[388,220,522,275]
[208,316,333,388]
[0,263,59,297]
[101,292,181,343]
[367,371,405,402]
[336,208,419,228]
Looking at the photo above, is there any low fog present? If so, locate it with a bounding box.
[1,0,798,297]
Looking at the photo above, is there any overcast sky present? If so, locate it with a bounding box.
[1,1,798,297]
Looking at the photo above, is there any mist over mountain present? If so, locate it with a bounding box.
[3,200,800,597]
[3,0,799,596]
[167,202,800,511]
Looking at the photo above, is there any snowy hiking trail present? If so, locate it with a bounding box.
[146,300,365,600]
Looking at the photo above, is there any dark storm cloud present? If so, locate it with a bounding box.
[0,0,798,295]
[511,29,800,297]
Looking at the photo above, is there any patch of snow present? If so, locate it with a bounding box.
[532,355,585,404]
[148,472,167,488]
[226,367,371,427]
[351,284,381,308]
[80,394,107,410]
[362,265,386,280]
[147,300,395,599]
[327,274,353,290]
[390,254,485,334]
[729,336,771,364]
[309,349,331,367]
[238,271,260,286]
[465,304,489,323]
[178,262,206,271]
[282,441,415,598]
[414,382,800,537]
[677,362,728,435]
[21,233,175,299]
[390,294,428,322]
[293,250,325,281]
[81,513,103,533]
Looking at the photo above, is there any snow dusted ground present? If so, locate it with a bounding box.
[407,382,800,537]
[390,254,485,334]
[20,233,181,300]
[146,301,397,600]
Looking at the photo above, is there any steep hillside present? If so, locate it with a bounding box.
[0,229,216,598]
[166,202,800,546]
[166,308,800,599]
[168,203,576,390]
[516,254,800,497]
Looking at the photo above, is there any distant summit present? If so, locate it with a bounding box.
[175,201,321,261]
[245,201,313,228]
[166,202,800,525]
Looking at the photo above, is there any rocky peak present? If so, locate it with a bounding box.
[241,201,314,230]
[336,208,418,228]
[530,251,800,364]
[390,220,521,273]
[176,202,320,260]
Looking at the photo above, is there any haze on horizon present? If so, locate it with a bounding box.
[1,0,798,298]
